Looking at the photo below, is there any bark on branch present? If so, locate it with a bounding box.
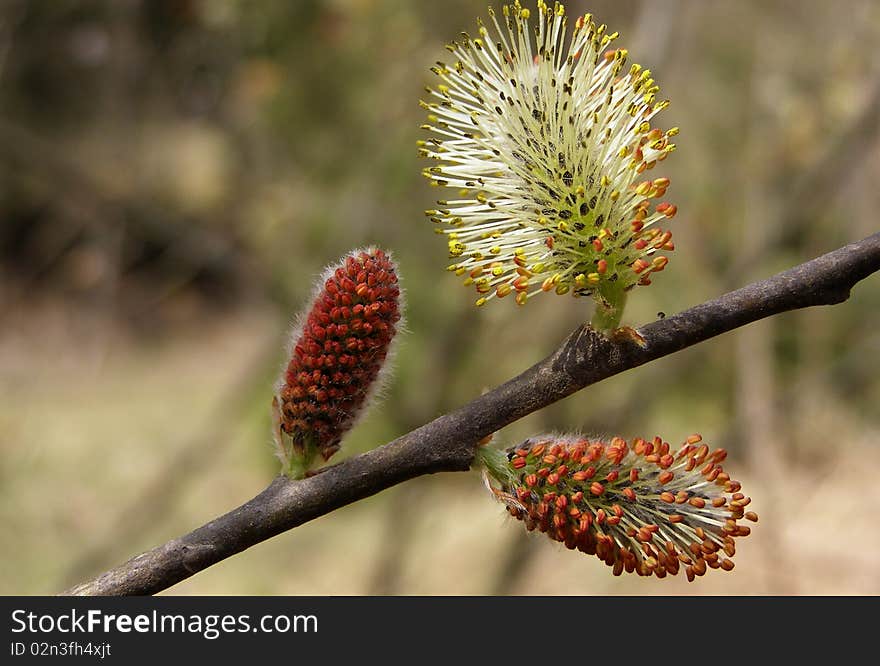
[63,232,880,596]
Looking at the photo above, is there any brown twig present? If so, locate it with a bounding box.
[62,232,880,595]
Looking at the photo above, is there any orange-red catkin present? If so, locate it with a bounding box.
[276,248,401,462]
[485,433,755,581]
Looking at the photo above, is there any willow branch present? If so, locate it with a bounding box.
[63,232,880,596]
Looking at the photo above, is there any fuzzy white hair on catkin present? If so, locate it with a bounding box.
[510,431,620,455]
[488,430,612,510]
[481,467,526,513]
[271,246,406,455]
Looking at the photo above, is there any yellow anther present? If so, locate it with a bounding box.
[555,283,570,295]
[475,297,487,307]
[587,272,601,283]
[635,181,652,196]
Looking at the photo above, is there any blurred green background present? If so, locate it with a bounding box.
[1,0,879,595]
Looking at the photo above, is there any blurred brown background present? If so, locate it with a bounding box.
[1,0,878,595]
